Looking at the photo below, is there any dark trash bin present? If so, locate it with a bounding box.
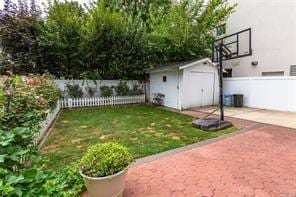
[233,94,243,107]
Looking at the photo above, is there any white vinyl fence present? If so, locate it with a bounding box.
[34,101,62,145]
[224,76,296,112]
[61,95,145,108]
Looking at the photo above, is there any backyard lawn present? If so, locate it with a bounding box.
[42,105,236,169]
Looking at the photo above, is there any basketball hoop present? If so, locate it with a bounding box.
[192,28,252,131]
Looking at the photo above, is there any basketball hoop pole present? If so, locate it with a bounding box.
[218,44,224,121]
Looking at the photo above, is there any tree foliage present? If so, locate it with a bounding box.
[0,0,41,73]
[0,0,236,79]
[37,1,86,78]
[81,3,148,79]
[148,0,236,62]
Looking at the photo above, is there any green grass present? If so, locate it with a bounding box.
[42,104,236,169]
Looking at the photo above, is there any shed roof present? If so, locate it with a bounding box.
[145,58,216,73]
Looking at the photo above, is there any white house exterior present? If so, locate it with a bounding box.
[223,0,296,77]
[147,58,219,110]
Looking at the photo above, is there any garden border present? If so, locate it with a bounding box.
[35,101,62,146]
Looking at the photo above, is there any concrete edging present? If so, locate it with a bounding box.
[38,109,63,148]
[132,123,266,167]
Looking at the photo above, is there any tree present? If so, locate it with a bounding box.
[0,0,236,79]
[0,0,41,73]
[81,2,148,79]
[93,0,172,26]
[37,1,86,78]
[148,0,236,63]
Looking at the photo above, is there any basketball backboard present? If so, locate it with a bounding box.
[212,28,252,62]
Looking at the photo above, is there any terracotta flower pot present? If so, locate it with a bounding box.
[80,168,129,197]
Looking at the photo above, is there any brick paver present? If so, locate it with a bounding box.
[124,125,296,196]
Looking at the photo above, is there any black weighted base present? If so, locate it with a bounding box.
[192,118,233,131]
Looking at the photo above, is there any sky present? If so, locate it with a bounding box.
[0,0,91,10]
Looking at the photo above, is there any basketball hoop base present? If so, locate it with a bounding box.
[192,118,232,131]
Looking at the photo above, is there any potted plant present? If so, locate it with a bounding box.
[78,142,134,197]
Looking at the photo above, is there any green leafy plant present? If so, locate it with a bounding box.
[0,127,84,197]
[99,85,113,97]
[0,74,84,196]
[0,74,61,131]
[0,127,45,196]
[114,81,131,96]
[131,83,144,95]
[65,83,83,98]
[43,166,85,197]
[85,86,97,97]
[77,142,134,177]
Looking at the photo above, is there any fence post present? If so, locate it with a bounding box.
[68,98,72,108]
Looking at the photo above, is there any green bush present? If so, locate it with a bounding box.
[99,85,113,97]
[0,74,61,130]
[0,127,84,197]
[131,83,144,95]
[78,142,134,177]
[114,81,131,96]
[85,86,97,97]
[65,83,83,98]
[0,74,84,196]
[0,127,51,196]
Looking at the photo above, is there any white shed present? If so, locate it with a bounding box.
[147,58,219,110]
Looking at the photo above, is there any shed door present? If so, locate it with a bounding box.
[187,72,215,107]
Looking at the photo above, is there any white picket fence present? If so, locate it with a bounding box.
[61,95,145,108]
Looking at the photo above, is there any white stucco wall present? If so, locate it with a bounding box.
[149,70,182,109]
[224,0,296,77]
[55,80,143,98]
[224,77,296,112]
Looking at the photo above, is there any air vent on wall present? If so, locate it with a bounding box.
[290,65,296,76]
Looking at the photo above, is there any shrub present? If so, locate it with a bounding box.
[0,127,48,196]
[0,74,61,130]
[65,83,83,98]
[114,81,131,96]
[99,86,113,97]
[131,83,144,95]
[43,166,85,197]
[0,74,84,196]
[0,127,84,197]
[85,86,97,97]
[78,142,134,177]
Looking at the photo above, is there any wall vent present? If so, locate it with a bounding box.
[290,65,296,76]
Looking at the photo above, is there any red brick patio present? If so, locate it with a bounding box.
[124,121,296,196]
